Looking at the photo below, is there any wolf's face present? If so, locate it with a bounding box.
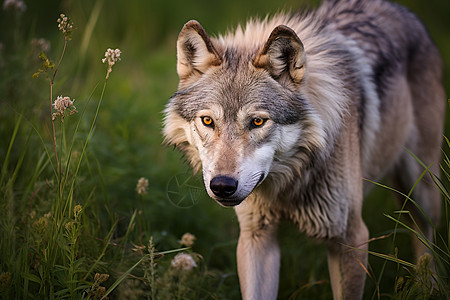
[164,21,322,207]
[184,73,306,206]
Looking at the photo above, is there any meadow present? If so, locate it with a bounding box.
[0,0,449,299]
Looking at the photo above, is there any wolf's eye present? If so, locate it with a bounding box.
[201,116,214,128]
[251,117,266,128]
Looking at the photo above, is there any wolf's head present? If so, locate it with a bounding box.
[164,20,325,207]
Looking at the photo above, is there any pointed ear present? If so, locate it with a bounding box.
[176,20,222,84]
[253,25,306,84]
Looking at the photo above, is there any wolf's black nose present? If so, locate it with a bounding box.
[210,176,238,198]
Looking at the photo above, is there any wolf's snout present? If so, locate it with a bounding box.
[210,176,238,198]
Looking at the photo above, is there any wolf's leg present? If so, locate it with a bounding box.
[235,203,280,300]
[327,216,369,300]
[398,33,445,260]
[393,153,441,260]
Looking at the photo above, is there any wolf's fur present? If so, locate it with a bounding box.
[163,0,445,299]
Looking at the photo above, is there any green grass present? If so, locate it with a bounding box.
[1,0,449,299]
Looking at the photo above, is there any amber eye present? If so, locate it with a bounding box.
[201,116,214,128]
[251,117,266,128]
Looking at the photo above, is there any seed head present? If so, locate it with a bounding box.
[57,13,74,38]
[93,286,106,299]
[171,253,197,271]
[136,177,149,195]
[52,96,77,121]
[179,232,196,247]
[94,273,110,284]
[31,38,51,58]
[73,204,82,219]
[32,216,49,233]
[102,48,121,79]
[2,0,26,13]
[65,221,74,231]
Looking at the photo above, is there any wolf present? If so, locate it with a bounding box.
[163,0,445,298]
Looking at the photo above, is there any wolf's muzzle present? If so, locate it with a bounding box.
[210,176,238,198]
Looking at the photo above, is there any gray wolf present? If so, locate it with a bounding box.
[163,0,445,298]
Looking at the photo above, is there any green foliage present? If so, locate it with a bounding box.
[32,52,55,79]
[394,254,435,300]
[0,0,449,299]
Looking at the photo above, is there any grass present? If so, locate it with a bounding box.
[0,0,449,299]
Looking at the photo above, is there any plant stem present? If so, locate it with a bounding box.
[50,36,68,182]
[52,36,68,84]
[59,120,63,199]
[50,82,59,178]
[45,35,69,297]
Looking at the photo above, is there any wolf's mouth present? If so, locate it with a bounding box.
[216,198,244,207]
[256,173,265,185]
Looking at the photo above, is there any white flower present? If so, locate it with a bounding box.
[179,233,196,247]
[3,0,26,13]
[52,96,77,121]
[53,96,74,113]
[102,48,121,79]
[31,38,51,54]
[57,13,73,36]
[171,253,197,271]
[102,48,121,65]
[136,177,148,195]
[31,38,51,59]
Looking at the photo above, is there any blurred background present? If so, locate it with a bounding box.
[0,0,449,298]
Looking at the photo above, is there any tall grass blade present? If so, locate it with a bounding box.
[67,81,104,219]
[0,113,23,186]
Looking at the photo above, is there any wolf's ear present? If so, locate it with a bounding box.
[253,25,306,84]
[176,20,222,84]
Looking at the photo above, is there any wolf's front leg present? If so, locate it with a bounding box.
[235,204,280,300]
[327,217,369,300]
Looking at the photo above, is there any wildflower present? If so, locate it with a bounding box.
[179,232,196,247]
[93,286,106,299]
[65,221,74,231]
[73,204,82,219]
[414,253,433,292]
[102,48,121,79]
[415,253,432,277]
[91,273,109,299]
[31,38,51,57]
[32,216,49,233]
[52,96,77,121]
[2,0,26,13]
[57,13,74,39]
[171,253,197,271]
[94,273,110,284]
[136,177,148,195]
